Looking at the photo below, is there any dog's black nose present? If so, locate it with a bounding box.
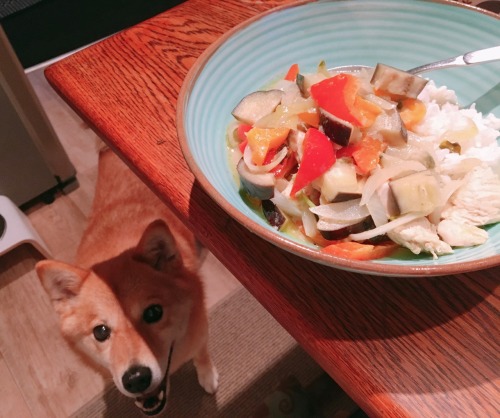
[122,365,152,394]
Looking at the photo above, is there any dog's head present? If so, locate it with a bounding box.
[36,220,196,415]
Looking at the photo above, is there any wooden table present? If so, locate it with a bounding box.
[44,1,499,416]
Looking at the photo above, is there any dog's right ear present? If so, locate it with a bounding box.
[135,219,180,272]
[35,260,88,302]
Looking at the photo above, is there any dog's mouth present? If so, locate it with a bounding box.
[134,373,168,416]
[134,344,174,416]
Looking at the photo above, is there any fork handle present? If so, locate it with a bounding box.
[408,45,500,75]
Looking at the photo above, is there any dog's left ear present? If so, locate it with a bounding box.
[135,219,180,271]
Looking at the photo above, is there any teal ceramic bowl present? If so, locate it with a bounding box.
[178,0,500,277]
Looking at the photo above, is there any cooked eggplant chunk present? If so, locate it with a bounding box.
[237,158,275,200]
[370,63,428,99]
[389,170,440,215]
[319,109,358,146]
[317,159,359,202]
[373,109,408,147]
[231,90,284,125]
[331,192,362,203]
[382,146,436,169]
[319,217,375,240]
[262,199,286,229]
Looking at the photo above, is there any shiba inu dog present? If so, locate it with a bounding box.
[36,149,218,415]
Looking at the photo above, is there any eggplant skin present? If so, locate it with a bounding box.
[370,64,428,99]
[319,217,375,240]
[319,109,355,147]
[296,73,307,97]
[231,90,283,125]
[237,158,275,200]
[331,192,362,203]
[262,199,286,229]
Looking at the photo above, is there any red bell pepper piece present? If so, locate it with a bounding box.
[236,124,252,153]
[237,124,252,142]
[238,139,248,153]
[262,147,277,165]
[272,153,298,179]
[264,149,298,179]
[290,128,336,196]
[310,73,362,127]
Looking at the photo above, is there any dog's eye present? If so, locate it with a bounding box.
[93,324,111,342]
[143,304,163,324]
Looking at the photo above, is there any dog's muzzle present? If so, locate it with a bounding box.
[131,344,175,416]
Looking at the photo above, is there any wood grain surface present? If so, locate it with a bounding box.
[44,0,499,416]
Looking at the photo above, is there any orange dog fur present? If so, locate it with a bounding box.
[36,149,218,415]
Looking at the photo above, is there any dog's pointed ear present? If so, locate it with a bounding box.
[135,220,180,271]
[35,260,88,302]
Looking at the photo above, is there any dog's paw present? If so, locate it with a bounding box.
[197,365,219,394]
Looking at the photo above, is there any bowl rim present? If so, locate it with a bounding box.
[177,0,500,277]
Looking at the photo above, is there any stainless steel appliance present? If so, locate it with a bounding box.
[0,26,75,206]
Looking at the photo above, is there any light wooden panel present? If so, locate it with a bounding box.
[0,352,32,417]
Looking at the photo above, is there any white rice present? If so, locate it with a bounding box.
[415,81,500,172]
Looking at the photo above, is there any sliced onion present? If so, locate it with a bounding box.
[302,209,318,238]
[271,188,302,217]
[309,198,369,222]
[317,216,369,231]
[275,178,290,193]
[383,146,436,170]
[360,161,427,205]
[254,105,300,129]
[281,82,303,106]
[285,98,316,114]
[366,193,389,227]
[364,93,396,111]
[243,145,288,174]
[349,212,425,241]
[271,79,296,93]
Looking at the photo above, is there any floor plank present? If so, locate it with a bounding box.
[0,352,32,418]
